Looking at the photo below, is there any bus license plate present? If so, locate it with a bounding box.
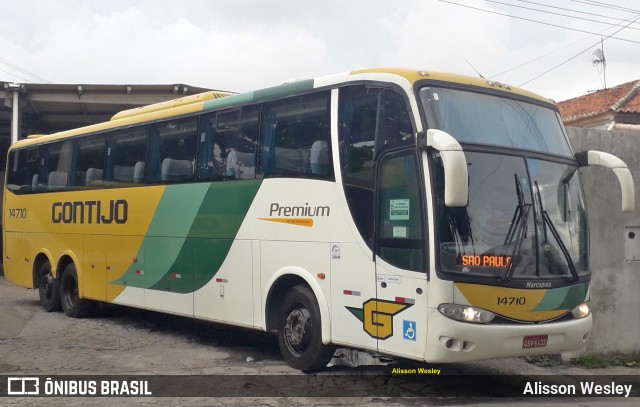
[522,335,548,349]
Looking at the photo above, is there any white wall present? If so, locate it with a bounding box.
[567,127,640,354]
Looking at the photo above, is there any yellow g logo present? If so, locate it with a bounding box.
[347,299,412,340]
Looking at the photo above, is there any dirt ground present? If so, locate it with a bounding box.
[0,276,637,406]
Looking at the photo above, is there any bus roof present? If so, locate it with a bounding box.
[351,68,552,103]
[10,68,554,150]
[110,90,235,121]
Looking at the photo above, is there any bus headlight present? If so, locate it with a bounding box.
[571,302,590,319]
[438,304,495,324]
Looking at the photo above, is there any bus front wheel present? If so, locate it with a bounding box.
[60,263,93,318]
[38,260,61,312]
[277,285,335,372]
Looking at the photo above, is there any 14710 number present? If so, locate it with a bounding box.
[9,208,27,219]
[496,296,526,306]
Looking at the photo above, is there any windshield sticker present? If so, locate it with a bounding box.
[390,199,410,220]
[393,226,408,238]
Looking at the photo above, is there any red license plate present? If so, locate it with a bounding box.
[522,335,548,349]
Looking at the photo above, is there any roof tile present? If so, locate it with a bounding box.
[558,80,640,123]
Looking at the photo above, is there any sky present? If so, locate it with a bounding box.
[1,0,639,102]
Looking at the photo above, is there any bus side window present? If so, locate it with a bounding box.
[41,141,73,190]
[108,127,147,184]
[197,112,223,180]
[6,148,42,193]
[377,152,425,272]
[198,106,259,181]
[236,105,259,180]
[73,135,106,187]
[148,118,198,183]
[339,85,414,249]
[259,91,332,179]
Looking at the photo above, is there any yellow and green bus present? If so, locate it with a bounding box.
[3,68,634,372]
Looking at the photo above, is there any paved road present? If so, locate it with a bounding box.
[0,276,637,406]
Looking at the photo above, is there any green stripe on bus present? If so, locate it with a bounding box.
[253,79,315,101]
[153,179,262,292]
[148,183,210,237]
[203,79,315,113]
[114,180,262,292]
[532,282,589,312]
[112,183,209,287]
[203,92,255,111]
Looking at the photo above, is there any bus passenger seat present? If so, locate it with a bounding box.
[162,158,192,181]
[134,162,145,183]
[310,140,330,175]
[113,165,134,182]
[32,174,39,188]
[86,168,103,185]
[49,171,68,187]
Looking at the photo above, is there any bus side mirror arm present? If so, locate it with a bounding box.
[418,129,469,207]
[576,150,635,213]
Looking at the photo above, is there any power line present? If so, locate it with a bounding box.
[438,0,640,45]
[490,35,591,79]
[565,0,640,14]
[0,66,33,83]
[489,7,637,79]
[490,12,637,78]
[518,13,640,86]
[495,0,640,30]
[0,56,51,84]
[514,0,640,24]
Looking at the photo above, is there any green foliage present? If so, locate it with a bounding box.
[573,352,640,369]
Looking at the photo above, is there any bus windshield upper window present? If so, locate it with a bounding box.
[419,87,573,157]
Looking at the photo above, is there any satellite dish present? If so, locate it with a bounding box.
[593,48,605,65]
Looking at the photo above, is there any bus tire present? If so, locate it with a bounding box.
[38,259,61,312]
[60,263,94,318]
[277,285,335,372]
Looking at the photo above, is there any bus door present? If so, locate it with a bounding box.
[374,150,428,359]
[330,239,378,352]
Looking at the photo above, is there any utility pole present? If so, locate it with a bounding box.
[4,83,23,144]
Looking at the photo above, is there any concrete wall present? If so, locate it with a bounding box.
[567,127,640,354]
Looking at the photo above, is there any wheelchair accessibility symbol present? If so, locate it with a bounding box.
[403,320,416,341]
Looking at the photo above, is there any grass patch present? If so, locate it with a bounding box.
[525,354,563,367]
[526,352,640,369]
[573,352,640,369]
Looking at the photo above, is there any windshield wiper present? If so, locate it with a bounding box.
[502,174,531,282]
[534,181,580,281]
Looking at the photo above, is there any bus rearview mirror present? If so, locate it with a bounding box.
[419,129,469,207]
[576,150,635,213]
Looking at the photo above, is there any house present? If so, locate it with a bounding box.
[557,80,640,133]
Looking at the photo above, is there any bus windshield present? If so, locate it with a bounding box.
[420,87,589,282]
[419,87,573,157]
[434,152,589,281]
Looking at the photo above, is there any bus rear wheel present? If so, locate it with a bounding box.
[38,260,61,312]
[60,263,94,318]
[276,285,335,372]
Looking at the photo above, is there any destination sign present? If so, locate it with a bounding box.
[461,254,511,268]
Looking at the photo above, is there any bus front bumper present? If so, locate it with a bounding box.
[424,308,592,363]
